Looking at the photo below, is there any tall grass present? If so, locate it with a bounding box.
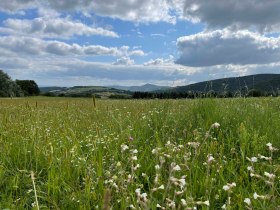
[0,97,279,209]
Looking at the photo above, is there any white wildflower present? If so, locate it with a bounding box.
[129,204,136,209]
[131,156,137,161]
[212,122,220,129]
[207,154,215,164]
[121,144,129,152]
[266,142,278,152]
[247,166,253,171]
[258,155,271,161]
[135,188,141,196]
[132,149,138,154]
[181,199,187,206]
[244,198,251,206]
[247,157,258,163]
[158,184,165,190]
[196,200,210,206]
[253,192,268,200]
[264,172,275,180]
[172,164,181,171]
[223,182,236,191]
[187,142,200,148]
[155,164,160,170]
[266,142,272,147]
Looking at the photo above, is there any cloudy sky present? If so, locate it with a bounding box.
[0,0,280,86]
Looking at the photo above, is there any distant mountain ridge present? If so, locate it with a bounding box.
[109,84,171,92]
[40,74,280,98]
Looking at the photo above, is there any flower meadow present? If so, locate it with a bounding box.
[0,97,279,209]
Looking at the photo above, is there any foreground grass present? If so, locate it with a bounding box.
[0,97,279,209]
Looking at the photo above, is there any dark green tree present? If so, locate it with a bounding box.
[16,80,40,96]
[0,70,23,97]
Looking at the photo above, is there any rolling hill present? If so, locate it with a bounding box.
[40,86,132,98]
[171,74,280,95]
[109,84,171,92]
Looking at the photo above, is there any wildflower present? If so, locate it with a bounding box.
[121,144,129,152]
[207,154,215,164]
[221,204,226,209]
[253,192,268,200]
[211,122,220,129]
[258,154,271,161]
[155,164,160,170]
[131,156,137,161]
[172,164,181,171]
[135,188,141,196]
[196,200,210,206]
[178,178,186,189]
[152,185,165,192]
[156,204,165,209]
[158,184,165,190]
[129,204,136,209]
[264,172,275,180]
[247,166,253,171]
[133,164,140,170]
[132,149,138,154]
[223,182,236,191]
[250,173,262,178]
[246,157,258,163]
[244,198,251,206]
[266,142,278,152]
[152,149,157,154]
[128,136,134,141]
[141,193,147,201]
[181,199,187,206]
[187,142,200,148]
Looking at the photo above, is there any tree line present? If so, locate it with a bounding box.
[0,70,40,97]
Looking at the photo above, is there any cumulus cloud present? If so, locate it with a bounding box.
[176,29,280,67]
[113,57,134,65]
[144,55,174,66]
[0,17,119,38]
[0,0,178,23]
[181,0,280,33]
[0,0,35,13]
[2,0,280,30]
[0,36,145,57]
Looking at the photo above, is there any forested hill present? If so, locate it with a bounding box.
[171,74,280,95]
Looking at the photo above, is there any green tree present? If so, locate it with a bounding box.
[16,80,40,96]
[0,70,23,97]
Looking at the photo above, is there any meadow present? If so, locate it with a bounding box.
[0,97,279,209]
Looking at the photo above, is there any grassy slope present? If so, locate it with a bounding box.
[172,74,280,93]
[0,98,279,209]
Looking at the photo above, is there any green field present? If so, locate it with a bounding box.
[0,97,279,209]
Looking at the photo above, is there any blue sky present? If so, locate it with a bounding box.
[0,0,280,87]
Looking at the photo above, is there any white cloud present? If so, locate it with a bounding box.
[181,0,280,33]
[113,57,134,65]
[176,29,280,67]
[144,55,174,66]
[0,0,179,24]
[0,36,145,57]
[0,0,35,13]
[0,17,119,38]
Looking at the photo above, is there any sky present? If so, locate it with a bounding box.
[0,0,280,87]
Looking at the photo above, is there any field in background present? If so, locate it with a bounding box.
[0,97,279,209]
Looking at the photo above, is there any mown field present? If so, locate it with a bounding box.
[0,97,279,209]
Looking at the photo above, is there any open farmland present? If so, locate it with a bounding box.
[0,97,279,209]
